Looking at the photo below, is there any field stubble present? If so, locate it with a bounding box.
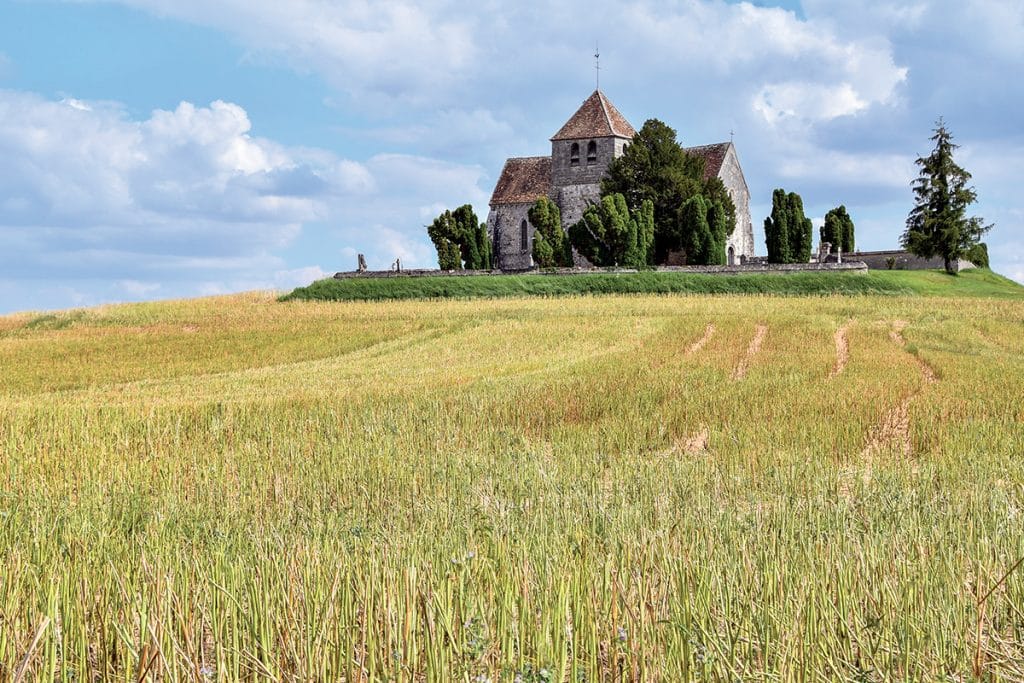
[1,292,1023,681]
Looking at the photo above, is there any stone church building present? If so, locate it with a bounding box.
[487,90,755,270]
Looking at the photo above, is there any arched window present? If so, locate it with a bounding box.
[520,220,529,252]
[587,140,598,163]
[570,142,580,166]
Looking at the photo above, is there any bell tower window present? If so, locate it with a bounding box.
[586,140,598,163]
[570,143,580,166]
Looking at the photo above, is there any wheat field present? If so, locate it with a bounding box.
[1,291,1023,681]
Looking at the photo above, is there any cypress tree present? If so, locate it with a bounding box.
[476,223,492,270]
[428,210,460,269]
[437,239,461,270]
[764,189,790,263]
[707,200,729,265]
[427,205,491,270]
[680,195,711,265]
[787,192,813,263]
[636,200,655,267]
[452,205,480,269]
[568,193,652,267]
[765,189,812,263]
[822,205,855,254]
[602,119,729,262]
[529,197,571,268]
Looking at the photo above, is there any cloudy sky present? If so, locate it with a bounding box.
[0,0,1021,312]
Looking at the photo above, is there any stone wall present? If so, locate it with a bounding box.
[846,250,976,272]
[555,183,601,232]
[487,202,536,270]
[334,261,868,279]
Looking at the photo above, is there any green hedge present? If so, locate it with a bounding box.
[281,271,916,302]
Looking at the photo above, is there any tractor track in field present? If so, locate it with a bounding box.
[830,321,851,378]
[860,320,937,462]
[686,324,715,356]
[890,320,938,383]
[731,324,767,381]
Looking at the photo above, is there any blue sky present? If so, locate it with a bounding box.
[0,0,1021,312]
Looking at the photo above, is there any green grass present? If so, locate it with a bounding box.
[282,267,1023,303]
[871,268,1024,298]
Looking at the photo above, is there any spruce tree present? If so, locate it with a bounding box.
[902,119,991,274]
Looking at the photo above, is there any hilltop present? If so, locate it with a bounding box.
[282,267,1024,303]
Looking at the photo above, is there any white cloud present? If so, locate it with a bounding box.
[89,0,908,125]
[97,0,477,104]
[0,90,489,311]
[777,150,915,188]
[754,82,870,124]
[272,265,328,289]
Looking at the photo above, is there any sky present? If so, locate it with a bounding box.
[0,0,1021,313]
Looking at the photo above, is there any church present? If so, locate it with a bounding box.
[487,90,756,270]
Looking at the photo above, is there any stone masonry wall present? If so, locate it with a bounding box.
[550,136,629,189]
[556,183,602,233]
[719,145,755,259]
[487,201,535,270]
[848,250,976,272]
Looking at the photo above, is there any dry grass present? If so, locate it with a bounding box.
[0,292,1023,681]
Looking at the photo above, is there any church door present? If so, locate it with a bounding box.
[728,246,736,266]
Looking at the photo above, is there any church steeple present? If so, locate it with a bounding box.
[550,91,636,142]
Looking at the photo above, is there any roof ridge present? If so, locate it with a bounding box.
[596,90,613,133]
[685,141,732,150]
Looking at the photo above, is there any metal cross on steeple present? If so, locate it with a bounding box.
[594,43,601,91]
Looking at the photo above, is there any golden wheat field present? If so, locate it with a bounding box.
[1,290,1023,681]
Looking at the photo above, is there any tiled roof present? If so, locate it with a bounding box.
[684,142,732,181]
[551,90,637,141]
[489,156,551,205]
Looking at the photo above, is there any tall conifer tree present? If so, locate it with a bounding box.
[821,206,855,254]
[764,189,791,263]
[528,197,572,268]
[902,119,991,274]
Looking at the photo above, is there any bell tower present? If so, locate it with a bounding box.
[549,90,636,230]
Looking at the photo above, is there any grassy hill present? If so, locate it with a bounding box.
[2,288,1023,680]
[283,267,1024,302]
